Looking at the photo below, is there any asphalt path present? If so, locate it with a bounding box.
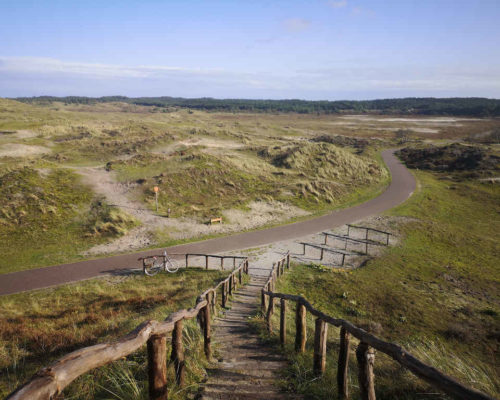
[0,149,415,296]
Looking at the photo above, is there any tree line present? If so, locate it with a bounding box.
[14,96,500,117]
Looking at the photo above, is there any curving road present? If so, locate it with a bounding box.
[0,149,415,296]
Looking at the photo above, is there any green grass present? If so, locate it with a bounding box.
[0,98,392,273]
[0,167,137,274]
[0,267,228,399]
[257,171,499,399]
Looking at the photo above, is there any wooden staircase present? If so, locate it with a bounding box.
[199,272,301,400]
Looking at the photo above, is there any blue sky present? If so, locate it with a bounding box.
[1,0,499,99]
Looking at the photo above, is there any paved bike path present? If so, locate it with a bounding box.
[0,150,415,296]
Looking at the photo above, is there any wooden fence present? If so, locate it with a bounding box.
[7,258,250,400]
[182,253,247,270]
[260,255,494,400]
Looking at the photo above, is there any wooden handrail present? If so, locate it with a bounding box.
[260,264,495,400]
[7,259,250,400]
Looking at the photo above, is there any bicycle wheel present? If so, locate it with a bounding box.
[165,257,180,273]
[143,257,162,276]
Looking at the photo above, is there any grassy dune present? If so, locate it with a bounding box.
[0,98,396,271]
[259,171,499,399]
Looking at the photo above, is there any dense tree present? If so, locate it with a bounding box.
[13,96,500,117]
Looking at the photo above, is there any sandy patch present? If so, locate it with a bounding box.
[237,215,413,271]
[77,166,311,255]
[338,115,479,124]
[223,201,309,228]
[0,143,51,158]
[154,137,245,155]
[15,130,39,139]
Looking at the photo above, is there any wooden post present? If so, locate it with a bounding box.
[356,342,376,400]
[205,256,209,270]
[280,298,286,346]
[266,295,274,333]
[276,262,281,277]
[302,243,306,255]
[320,248,324,260]
[313,318,328,376]
[170,320,185,387]
[238,268,242,284]
[261,289,267,311]
[324,234,328,245]
[337,327,350,400]
[185,254,188,268]
[221,257,224,270]
[347,225,350,237]
[210,291,216,314]
[147,334,167,400]
[287,253,290,269]
[203,304,211,360]
[233,257,236,269]
[221,282,226,308]
[342,254,345,267]
[228,276,233,296]
[295,301,306,353]
[233,273,237,290]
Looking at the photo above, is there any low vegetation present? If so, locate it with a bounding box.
[397,143,499,177]
[258,169,499,399]
[0,268,228,399]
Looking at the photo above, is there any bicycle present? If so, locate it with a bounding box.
[139,251,180,276]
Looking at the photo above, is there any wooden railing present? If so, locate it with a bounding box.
[7,259,250,400]
[182,253,247,270]
[260,256,494,400]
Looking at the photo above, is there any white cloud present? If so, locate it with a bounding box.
[283,18,311,33]
[1,56,499,98]
[329,0,347,8]
[0,57,208,79]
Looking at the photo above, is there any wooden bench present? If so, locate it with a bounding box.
[210,217,223,225]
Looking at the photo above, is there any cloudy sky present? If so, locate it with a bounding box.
[1,0,499,99]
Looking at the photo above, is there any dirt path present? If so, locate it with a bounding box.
[0,149,415,296]
[76,167,309,255]
[200,265,300,400]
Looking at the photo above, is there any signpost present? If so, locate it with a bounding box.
[154,186,159,212]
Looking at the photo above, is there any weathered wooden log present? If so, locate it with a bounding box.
[313,318,328,376]
[210,291,216,314]
[356,342,376,400]
[260,291,495,400]
[221,282,227,308]
[280,298,286,346]
[337,327,350,400]
[202,304,211,360]
[170,320,185,387]
[295,301,306,353]
[266,295,275,333]
[261,289,267,312]
[147,334,168,400]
